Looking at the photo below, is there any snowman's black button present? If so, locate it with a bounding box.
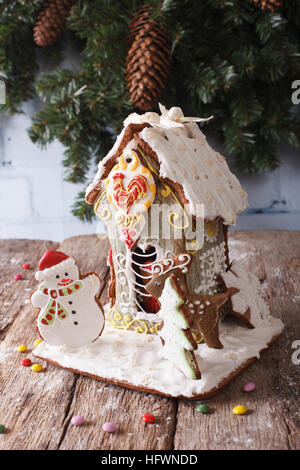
[71,310,76,314]
[69,301,72,305]
[74,321,78,325]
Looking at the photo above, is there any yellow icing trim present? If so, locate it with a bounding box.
[138,147,190,230]
[192,332,204,344]
[144,200,152,209]
[149,183,156,198]
[104,177,110,187]
[94,190,112,221]
[107,307,162,335]
[119,153,127,170]
[128,151,139,172]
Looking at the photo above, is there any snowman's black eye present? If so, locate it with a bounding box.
[56,275,60,279]
[65,273,68,276]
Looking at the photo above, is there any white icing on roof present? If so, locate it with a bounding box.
[86,105,248,225]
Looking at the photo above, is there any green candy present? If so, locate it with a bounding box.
[0,425,5,434]
[196,404,210,414]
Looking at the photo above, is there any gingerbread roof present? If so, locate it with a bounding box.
[85,105,248,225]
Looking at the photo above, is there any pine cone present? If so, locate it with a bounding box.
[125,5,171,111]
[34,0,75,47]
[251,0,282,12]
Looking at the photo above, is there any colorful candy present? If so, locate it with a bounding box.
[22,264,30,269]
[21,358,32,367]
[14,274,22,280]
[34,339,43,347]
[233,405,248,415]
[196,404,210,414]
[102,422,118,433]
[243,382,256,392]
[31,363,42,372]
[142,413,156,423]
[0,425,5,434]
[71,415,85,426]
[17,344,27,353]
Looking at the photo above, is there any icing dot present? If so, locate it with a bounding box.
[205,301,211,306]
[71,415,85,426]
[102,422,118,433]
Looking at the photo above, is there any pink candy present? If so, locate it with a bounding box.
[71,415,85,426]
[14,274,22,280]
[102,422,118,433]
[243,382,256,392]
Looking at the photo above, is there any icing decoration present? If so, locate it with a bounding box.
[37,281,82,325]
[112,173,148,214]
[219,261,270,328]
[145,252,192,300]
[86,105,248,225]
[194,242,226,295]
[114,240,166,318]
[107,306,162,335]
[186,291,231,349]
[31,251,105,348]
[204,220,219,243]
[106,149,156,218]
[94,190,112,221]
[34,304,284,399]
[158,275,201,380]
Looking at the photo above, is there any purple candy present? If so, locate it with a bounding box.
[71,415,85,426]
[243,382,256,392]
[102,422,118,433]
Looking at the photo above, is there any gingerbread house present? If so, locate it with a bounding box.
[33,105,283,398]
[85,104,249,338]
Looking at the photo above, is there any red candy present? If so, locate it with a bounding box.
[21,358,32,367]
[14,274,22,280]
[22,264,30,269]
[142,413,156,424]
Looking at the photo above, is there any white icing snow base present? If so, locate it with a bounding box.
[33,309,284,398]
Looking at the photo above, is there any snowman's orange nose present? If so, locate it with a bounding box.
[61,278,70,283]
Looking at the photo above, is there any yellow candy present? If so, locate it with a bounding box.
[31,364,42,372]
[233,405,248,415]
[34,339,42,347]
[17,344,27,353]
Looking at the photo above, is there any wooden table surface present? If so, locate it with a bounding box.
[0,231,299,450]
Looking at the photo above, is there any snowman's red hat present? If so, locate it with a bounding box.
[35,250,75,281]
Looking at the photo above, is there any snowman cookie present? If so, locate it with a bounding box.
[31,250,105,348]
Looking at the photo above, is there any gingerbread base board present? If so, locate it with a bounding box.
[33,310,284,399]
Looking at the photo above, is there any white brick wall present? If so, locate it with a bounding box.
[0,101,299,242]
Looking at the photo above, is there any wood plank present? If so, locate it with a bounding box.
[174,230,300,450]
